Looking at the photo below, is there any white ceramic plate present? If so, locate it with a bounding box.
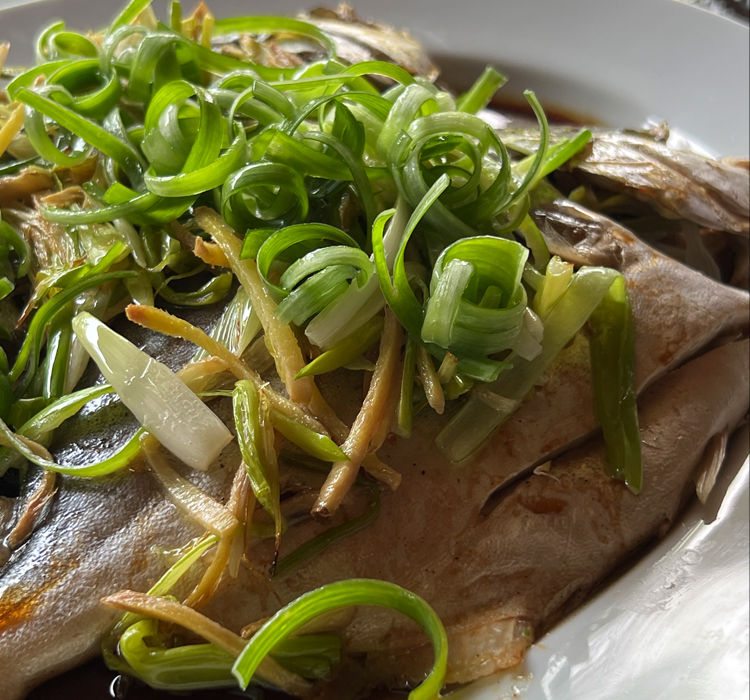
[1,0,749,152]
[1,1,748,699]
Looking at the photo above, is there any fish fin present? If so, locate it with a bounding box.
[694,429,730,505]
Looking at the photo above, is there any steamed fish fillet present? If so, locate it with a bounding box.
[0,204,748,698]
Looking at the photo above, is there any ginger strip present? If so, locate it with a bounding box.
[194,207,313,405]
[313,309,403,518]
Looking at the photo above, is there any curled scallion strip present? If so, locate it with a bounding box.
[422,236,529,366]
[255,223,373,328]
[212,16,337,59]
[232,579,448,700]
[15,87,146,186]
[435,266,637,465]
[0,417,144,477]
[223,162,309,233]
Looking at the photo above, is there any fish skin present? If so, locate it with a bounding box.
[503,127,750,237]
[0,306,230,699]
[301,7,439,81]
[0,204,748,699]
[572,131,750,237]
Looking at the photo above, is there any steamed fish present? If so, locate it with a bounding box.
[1,201,748,698]
[0,1,748,698]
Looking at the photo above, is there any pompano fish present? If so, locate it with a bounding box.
[1,196,748,698]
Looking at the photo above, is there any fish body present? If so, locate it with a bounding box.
[234,337,747,697]
[0,198,748,698]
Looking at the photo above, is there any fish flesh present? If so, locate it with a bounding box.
[0,194,747,698]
